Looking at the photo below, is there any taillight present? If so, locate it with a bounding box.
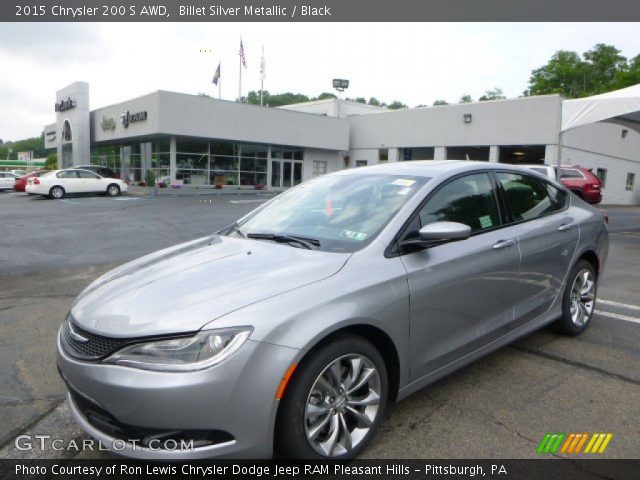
[33,178,40,185]
[591,182,600,189]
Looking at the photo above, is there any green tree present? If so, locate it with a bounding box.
[459,94,473,103]
[583,43,627,94]
[479,87,506,101]
[367,97,381,106]
[615,54,640,88]
[44,153,58,170]
[387,101,408,110]
[316,92,337,100]
[433,99,448,106]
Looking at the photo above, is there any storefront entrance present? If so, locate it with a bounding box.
[271,160,303,189]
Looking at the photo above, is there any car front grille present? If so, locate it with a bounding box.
[61,317,131,361]
[68,387,234,449]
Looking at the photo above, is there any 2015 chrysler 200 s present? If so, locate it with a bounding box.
[57,161,608,459]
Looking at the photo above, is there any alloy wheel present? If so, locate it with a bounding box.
[569,269,595,327]
[304,354,381,457]
[108,185,119,196]
[52,187,63,198]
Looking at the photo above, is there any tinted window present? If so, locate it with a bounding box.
[57,170,78,179]
[418,173,500,233]
[546,183,568,210]
[77,170,100,179]
[560,168,585,179]
[497,172,555,222]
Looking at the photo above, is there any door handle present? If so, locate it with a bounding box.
[492,239,516,250]
[558,222,576,231]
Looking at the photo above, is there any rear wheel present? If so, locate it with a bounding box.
[106,184,120,197]
[276,335,387,459]
[553,259,597,335]
[49,186,65,199]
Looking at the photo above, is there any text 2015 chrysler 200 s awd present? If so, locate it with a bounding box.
[57,161,608,459]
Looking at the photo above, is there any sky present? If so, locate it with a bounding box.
[0,22,639,140]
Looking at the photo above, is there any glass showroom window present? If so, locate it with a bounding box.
[239,143,268,187]
[90,145,121,173]
[210,140,239,186]
[379,149,389,162]
[176,139,208,185]
[150,138,171,182]
[313,160,327,177]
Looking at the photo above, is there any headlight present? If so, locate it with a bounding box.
[103,327,252,372]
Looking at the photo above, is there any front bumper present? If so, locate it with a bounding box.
[57,328,299,459]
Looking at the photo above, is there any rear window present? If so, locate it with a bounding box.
[560,168,585,179]
[496,172,555,222]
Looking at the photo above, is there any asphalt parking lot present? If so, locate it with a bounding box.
[0,191,638,460]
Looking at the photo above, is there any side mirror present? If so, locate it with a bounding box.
[401,221,471,250]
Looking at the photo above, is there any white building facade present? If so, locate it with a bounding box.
[45,83,640,204]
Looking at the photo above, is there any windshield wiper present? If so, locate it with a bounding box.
[246,233,321,250]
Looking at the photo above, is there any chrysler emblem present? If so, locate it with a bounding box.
[68,322,89,343]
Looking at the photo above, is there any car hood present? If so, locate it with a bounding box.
[71,235,350,338]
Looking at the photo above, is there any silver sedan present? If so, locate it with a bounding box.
[57,161,608,459]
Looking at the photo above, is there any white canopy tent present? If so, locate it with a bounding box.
[558,84,640,173]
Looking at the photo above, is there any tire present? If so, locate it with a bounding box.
[553,259,597,336]
[276,334,388,459]
[49,186,65,199]
[106,184,120,197]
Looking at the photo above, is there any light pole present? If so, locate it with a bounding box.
[332,79,349,118]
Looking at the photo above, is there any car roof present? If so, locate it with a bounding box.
[330,160,549,179]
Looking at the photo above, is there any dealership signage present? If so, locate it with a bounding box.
[121,110,147,128]
[100,116,116,131]
[54,98,76,112]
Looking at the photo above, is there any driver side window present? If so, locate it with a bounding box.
[418,173,500,234]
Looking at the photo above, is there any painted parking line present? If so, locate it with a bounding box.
[594,310,640,325]
[598,299,640,311]
[229,199,268,204]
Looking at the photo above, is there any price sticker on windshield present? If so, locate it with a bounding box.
[341,230,368,241]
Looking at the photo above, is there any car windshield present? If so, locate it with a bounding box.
[232,173,429,253]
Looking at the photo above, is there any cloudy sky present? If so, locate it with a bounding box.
[0,22,638,140]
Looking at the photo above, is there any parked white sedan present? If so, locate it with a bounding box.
[0,171,19,191]
[26,169,128,199]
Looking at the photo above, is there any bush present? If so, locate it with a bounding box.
[144,169,156,187]
[44,153,58,170]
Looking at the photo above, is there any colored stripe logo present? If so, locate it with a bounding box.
[537,433,612,454]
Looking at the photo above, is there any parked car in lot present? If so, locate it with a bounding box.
[14,170,49,192]
[26,169,128,199]
[0,171,19,191]
[75,165,121,179]
[57,161,608,460]
[521,164,602,204]
[9,169,27,177]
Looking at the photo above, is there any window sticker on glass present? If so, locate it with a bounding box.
[391,178,416,187]
[479,215,493,229]
[397,187,412,195]
[340,230,368,241]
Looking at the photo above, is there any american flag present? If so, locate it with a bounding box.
[212,63,220,85]
[239,39,247,68]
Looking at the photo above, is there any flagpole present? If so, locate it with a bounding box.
[218,63,221,99]
[260,46,264,106]
[238,46,242,102]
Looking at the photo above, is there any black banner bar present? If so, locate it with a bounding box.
[1,460,639,480]
[3,0,640,22]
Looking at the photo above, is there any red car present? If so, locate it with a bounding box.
[559,165,603,204]
[14,170,49,192]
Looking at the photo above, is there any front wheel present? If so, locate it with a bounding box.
[106,184,121,197]
[276,335,387,459]
[553,259,597,335]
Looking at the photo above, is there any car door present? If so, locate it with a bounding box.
[0,173,12,189]
[398,172,521,380]
[494,172,579,324]
[76,170,103,192]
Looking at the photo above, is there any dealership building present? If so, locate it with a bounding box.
[45,81,640,204]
